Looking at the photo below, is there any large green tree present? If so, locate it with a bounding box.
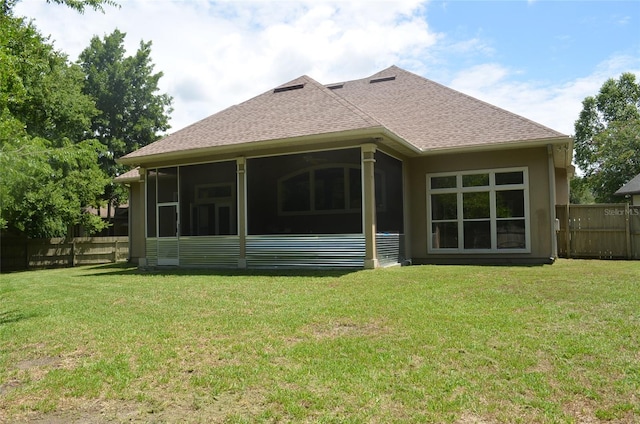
[78,29,173,209]
[574,73,640,203]
[0,9,109,237]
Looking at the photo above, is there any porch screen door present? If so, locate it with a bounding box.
[157,203,179,265]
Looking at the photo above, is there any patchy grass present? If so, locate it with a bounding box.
[0,260,638,423]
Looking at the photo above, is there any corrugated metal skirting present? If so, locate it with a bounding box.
[146,234,402,268]
[145,237,240,267]
[376,233,403,267]
[146,238,158,267]
[179,236,240,267]
[246,234,365,268]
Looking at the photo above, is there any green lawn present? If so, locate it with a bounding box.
[1,260,638,423]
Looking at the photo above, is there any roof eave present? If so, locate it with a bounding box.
[422,135,574,168]
[117,126,404,167]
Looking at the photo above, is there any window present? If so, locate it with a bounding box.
[180,162,237,236]
[278,165,363,215]
[427,168,529,253]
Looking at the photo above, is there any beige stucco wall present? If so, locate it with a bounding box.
[555,167,570,205]
[405,146,558,264]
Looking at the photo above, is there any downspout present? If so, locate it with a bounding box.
[547,144,558,262]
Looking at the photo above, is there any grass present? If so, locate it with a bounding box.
[0,260,639,423]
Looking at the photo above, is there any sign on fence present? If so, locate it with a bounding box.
[556,204,640,259]
[0,237,129,272]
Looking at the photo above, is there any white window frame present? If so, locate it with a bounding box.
[426,167,531,254]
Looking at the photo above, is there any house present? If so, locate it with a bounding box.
[116,66,573,268]
[614,173,640,206]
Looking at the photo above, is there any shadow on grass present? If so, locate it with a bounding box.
[75,262,359,278]
[0,309,34,326]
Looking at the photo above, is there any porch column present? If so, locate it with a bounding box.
[362,143,378,269]
[237,157,247,268]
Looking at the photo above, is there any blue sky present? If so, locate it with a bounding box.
[14,0,640,136]
[424,1,639,82]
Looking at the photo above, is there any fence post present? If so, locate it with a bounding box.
[113,239,118,263]
[565,204,571,259]
[625,203,632,259]
[71,239,76,267]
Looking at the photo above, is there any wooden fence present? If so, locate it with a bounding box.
[0,236,128,272]
[556,204,640,259]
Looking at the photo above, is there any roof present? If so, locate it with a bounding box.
[120,65,568,164]
[113,167,142,183]
[615,173,640,196]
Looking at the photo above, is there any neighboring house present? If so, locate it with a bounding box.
[615,173,640,206]
[116,66,573,268]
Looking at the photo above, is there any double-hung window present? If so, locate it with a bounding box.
[427,168,530,253]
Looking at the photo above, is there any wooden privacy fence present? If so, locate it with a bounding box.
[556,204,640,259]
[0,236,128,272]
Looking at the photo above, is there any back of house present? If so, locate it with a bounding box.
[116,66,573,268]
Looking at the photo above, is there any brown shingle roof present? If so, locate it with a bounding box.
[333,66,565,150]
[120,65,567,163]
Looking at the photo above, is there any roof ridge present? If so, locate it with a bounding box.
[307,76,383,128]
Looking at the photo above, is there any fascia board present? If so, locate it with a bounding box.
[116,127,397,167]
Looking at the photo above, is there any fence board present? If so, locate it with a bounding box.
[0,236,128,272]
[556,204,639,259]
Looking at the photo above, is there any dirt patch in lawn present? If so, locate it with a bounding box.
[305,318,390,340]
[6,387,268,423]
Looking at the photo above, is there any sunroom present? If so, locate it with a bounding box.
[143,145,405,268]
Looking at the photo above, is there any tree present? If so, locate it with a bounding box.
[2,0,117,16]
[574,73,640,203]
[45,0,118,13]
[569,176,595,205]
[0,9,109,237]
[78,29,173,212]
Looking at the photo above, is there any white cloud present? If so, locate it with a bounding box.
[15,0,437,132]
[449,55,640,136]
[12,0,640,142]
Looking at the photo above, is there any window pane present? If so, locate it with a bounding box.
[496,171,524,185]
[463,192,490,219]
[462,173,489,187]
[192,204,215,236]
[349,167,362,209]
[282,172,310,212]
[497,220,526,249]
[432,193,457,220]
[199,185,232,199]
[158,205,177,237]
[497,190,525,218]
[218,206,232,235]
[431,175,456,189]
[464,221,491,249]
[315,168,345,210]
[432,222,458,248]
[157,167,178,203]
[146,170,157,237]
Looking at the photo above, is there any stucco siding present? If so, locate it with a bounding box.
[406,147,555,263]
